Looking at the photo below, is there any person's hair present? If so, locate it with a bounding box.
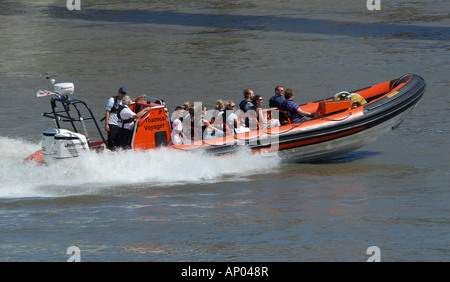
[215,99,224,110]
[122,95,132,105]
[253,95,262,104]
[182,101,191,110]
[225,100,235,109]
[284,88,294,99]
[172,106,184,121]
[243,88,253,98]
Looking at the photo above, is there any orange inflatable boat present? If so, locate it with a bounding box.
[27,73,425,164]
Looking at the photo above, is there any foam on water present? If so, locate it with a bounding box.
[0,136,280,198]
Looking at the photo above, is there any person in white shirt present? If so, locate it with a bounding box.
[118,95,150,149]
[171,106,187,145]
[224,101,239,134]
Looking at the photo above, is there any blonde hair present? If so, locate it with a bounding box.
[243,88,253,98]
[182,101,191,110]
[215,99,224,110]
[225,100,235,110]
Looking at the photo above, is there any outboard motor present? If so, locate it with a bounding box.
[52,131,89,159]
[41,129,72,163]
[41,129,89,163]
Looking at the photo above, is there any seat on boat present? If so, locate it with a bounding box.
[315,100,352,118]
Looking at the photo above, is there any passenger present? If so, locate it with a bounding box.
[186,104,200,141]
[269,85,289,124]
[171,106,187,145]
[212,99,225,122]
[182,101,192,121]
[105,87,146,150]
[151,99,171,130]
[154,99,170,121]
[118,95,151,149]
[252,95,281,129]
[210,99,225,133]
[182,101,191,110]
[269,85,284,109]
[185,104,197,140]
[186,104,215,141]
[224,101,239,134]
[239,88,255,112]
[281,88,313,124]
[194,106,224,140]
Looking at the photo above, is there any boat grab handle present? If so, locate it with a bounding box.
[322,112,353,121]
